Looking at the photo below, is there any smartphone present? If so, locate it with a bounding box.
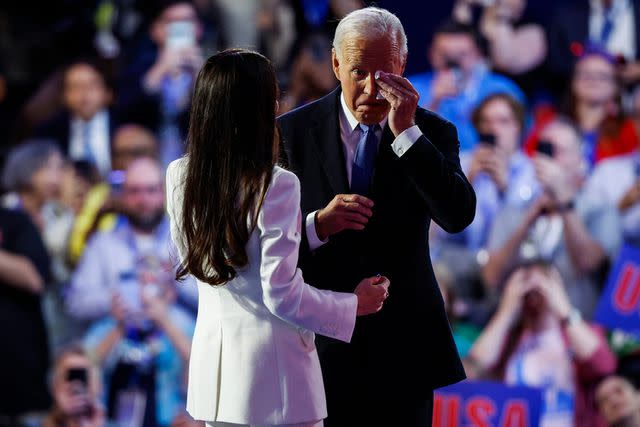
[67,367,88,386]
[166,21,195,50]
[478,133,496,147]
[536,140,555,157]
[445,58,463,89]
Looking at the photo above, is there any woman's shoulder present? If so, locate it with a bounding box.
[263,166,300,207]
[271,165,300,189]
[166,157,189,186]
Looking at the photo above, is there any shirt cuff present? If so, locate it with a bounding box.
[391,125,422,157]
[306,210,328,251]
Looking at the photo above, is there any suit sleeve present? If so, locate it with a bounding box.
[258,168,357,342]
[399,116,476,233]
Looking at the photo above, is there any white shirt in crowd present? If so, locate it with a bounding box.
[69,109,111,176]
[589,0,636,60]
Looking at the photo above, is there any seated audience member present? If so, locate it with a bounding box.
[525,48,638,169]
[482,118,622,318]
[0,207,51,424]
[35,60,117,177]
[66,157,197,322]
[1,140,66,232]
[467,261,616,427]
[42,344,105,427]
[408,20,525,151]
[431,93,539,314]
[118,0,204,167]
[1,141,88,350]
[596,375,640,427]
[67,123,159,266]
[83,259,194,427]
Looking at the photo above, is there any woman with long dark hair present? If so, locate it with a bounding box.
[165,49,389,427]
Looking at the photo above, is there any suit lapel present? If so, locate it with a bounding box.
[310,88,350,195]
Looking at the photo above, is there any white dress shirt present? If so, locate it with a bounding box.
[69,109,111,176]
[589,0,636,60]
[305,93,424,250]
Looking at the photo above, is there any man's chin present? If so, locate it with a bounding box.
[126,212,165,232]
[356,107,388,125]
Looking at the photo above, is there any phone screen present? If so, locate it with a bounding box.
[478,133,496,147]
[166,21,195,50]
[536,140,555,157]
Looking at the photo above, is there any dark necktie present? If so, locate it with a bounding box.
[351,123,380,196]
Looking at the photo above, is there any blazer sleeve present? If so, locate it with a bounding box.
[258,168,357,342]
[400,116,476,233]
[165,159,188,261]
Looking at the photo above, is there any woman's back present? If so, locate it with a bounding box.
[166,158,356,424]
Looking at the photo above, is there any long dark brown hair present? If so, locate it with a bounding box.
[176,48,279,286]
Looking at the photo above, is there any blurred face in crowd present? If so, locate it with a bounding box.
[63,64,111,121]
[111,125,159,171]
[122,158,165,233]
[430,33,481,75]
[476,97,522,156]
[332,35,404,125]
[572,55,617,106]
[519,264,551,318]
[151,2,202,47]
[30,151,64,201]
[52,352,100,417]
[58,163,92,214]
[596,376,640,425]
[538,122,585,178]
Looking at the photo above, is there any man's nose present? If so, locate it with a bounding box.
[363,74,377,97]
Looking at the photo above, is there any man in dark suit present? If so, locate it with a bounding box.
[36,60,117,177]
[278,6,476,427]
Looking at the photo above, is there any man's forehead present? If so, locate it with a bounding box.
[341,38,401,63]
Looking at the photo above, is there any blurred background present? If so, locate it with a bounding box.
[1,1,640,427]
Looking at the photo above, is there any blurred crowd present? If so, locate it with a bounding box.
[1,0,640,427]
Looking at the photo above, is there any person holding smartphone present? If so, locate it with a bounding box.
[430,93,539,325]
[482,118,622,319]
[43,344,105,427]
[118,0,205,169]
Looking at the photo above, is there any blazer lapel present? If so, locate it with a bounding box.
[310,88,350,195]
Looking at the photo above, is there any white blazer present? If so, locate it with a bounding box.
[165,159,357,425]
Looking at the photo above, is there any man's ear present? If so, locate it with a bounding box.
[331,48,341,81]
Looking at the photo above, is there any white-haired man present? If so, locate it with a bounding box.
[278,7,476,426]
